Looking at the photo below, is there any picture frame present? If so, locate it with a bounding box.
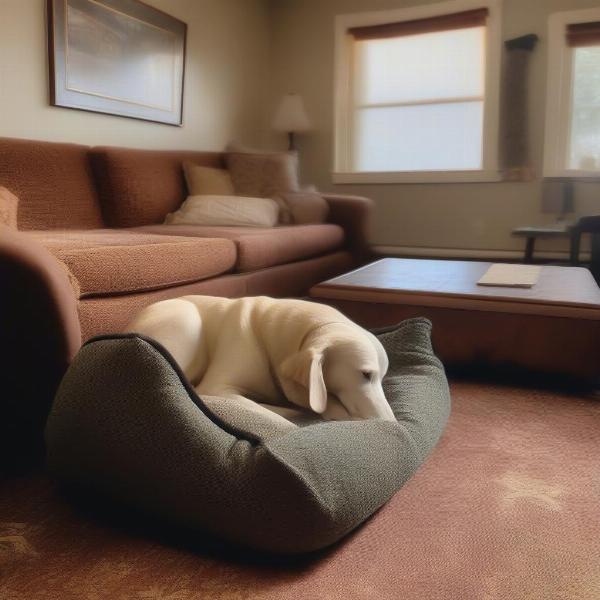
[47,0,187,126]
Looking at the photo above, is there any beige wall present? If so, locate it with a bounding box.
[269,0,599,257]
[0,0,271,151]
[1,0,597,256]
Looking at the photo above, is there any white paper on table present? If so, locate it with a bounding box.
[477,264,541,288]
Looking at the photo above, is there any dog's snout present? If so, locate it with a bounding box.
[367,389,395,421]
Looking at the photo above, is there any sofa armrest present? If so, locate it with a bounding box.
[0,225,81,472]
[322,193,374,263]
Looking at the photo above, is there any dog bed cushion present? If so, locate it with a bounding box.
[45,318,450,554]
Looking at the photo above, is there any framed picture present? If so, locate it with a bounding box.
[47,0,186,126]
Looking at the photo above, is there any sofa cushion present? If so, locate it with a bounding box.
[25,230,237,298]
[0,137,104,230]
[134,224,345,272]
[183,163,234,196]
[226,150,300,198]
[89,147,225,228]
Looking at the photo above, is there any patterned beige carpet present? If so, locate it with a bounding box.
[2,381,599,600]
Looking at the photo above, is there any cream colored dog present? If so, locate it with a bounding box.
[125,296,394,426]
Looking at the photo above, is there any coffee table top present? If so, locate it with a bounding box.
[311,258,600,320]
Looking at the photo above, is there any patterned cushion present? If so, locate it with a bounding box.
[182,163,235,196]
[45,318,450,554]
[226,151,300,199]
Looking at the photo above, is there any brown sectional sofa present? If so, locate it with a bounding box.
[0,136,372,469]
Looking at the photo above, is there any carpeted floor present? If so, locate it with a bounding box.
[1,380,599,600]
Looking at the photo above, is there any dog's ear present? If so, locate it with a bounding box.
[280,349,327,414]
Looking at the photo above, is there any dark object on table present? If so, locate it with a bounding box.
[47,0,186,125]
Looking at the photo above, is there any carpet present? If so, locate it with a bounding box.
[1,381,599,600]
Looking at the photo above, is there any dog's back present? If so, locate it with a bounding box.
[126,295,363,405]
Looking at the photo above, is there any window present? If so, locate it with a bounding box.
[545,9,600,177]
[334,0,502,183]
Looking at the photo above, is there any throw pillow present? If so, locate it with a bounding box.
[183,162,235,196]
[0,186,19,229]
[165,195,279,228]
[226,150,300,199]
[277,191,329,224]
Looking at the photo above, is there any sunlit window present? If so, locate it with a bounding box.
[352,26,486,172]
[569,44,600,171]
[545,12,600,176]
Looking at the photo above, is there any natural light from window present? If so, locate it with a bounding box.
[352,26,486,172]
[569,45,600,171]
[545,9,600,177]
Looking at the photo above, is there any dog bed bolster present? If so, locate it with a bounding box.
[45,318,450,553]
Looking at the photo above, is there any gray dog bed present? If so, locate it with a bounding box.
[45,318,450,554]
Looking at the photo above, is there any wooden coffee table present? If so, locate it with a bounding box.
[310,258,600,382]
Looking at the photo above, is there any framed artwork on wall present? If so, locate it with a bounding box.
[47,0,186,126]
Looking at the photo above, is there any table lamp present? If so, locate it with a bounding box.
[272,93,311,151]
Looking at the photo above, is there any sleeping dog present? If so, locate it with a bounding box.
[125,296,395,426]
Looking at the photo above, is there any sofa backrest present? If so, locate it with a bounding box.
[90,147,225,228]
[0,137,104,231]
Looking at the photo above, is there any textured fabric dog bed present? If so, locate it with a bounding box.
[45,318,450,554]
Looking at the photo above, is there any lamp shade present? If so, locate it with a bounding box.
[272,94,311,133]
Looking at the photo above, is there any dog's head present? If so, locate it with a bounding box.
[279,323,394,422]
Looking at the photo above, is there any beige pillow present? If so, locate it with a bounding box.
[165,195,279,228]
[277,191,329,225]
[0,186,19,229]
[183,162,235,196]
[226,150,300,199]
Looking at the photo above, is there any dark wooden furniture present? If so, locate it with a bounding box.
[512,218,600,280]
[571,215,600,281]
[511,224,572,263]
[311,258,600,383]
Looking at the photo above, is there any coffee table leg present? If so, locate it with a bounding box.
[524,236,535,263]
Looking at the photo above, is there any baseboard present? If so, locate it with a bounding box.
[372,245,592,262]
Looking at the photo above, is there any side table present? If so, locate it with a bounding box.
[511,225,572,263]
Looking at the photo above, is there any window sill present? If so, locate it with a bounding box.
[544,169,600,181]
[332,169,503,184]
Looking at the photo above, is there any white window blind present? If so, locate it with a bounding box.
[349,13,487,173]
[545,11,600,177]
[567,23,600,171]
[569,46,600,170]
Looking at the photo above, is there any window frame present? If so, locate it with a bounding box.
[333,0,502,184]
[544,7,600,178]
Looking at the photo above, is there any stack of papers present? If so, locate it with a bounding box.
[477,264,541,288]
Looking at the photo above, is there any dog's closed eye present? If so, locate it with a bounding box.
[361,371,374,382]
